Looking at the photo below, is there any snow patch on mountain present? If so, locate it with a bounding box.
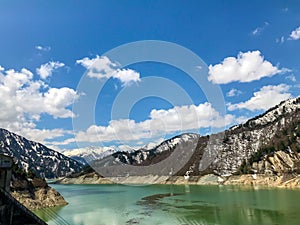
[0,128,83,178]
[63,146,118,165]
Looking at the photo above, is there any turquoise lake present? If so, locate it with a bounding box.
[34,184,300,225]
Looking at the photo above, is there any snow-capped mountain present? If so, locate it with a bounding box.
[62,139,165,165]
[92,96,300,177]
[0,129,84,178]
[112,133,200,165]
[63,146,118,165]
[91,133,200,177]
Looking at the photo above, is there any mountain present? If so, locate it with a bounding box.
[92,133,200,177]
[62,139,165,165]
[0,128,84,178]
[91,97,300,178]
[111,133,199,165]
[207,96,300,176]
[63,146,118,165]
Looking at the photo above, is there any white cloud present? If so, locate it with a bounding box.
[76,55,116,76]
[252,28,260,36]
[0,66,80,143]
[276,36,285,44]
[112,69,140,86]
[19,128,71,146]
[35,45,51,52]
[252,22,269,36]
[208,51,285,84]
[226,88,242,97]
[76,55,141,86]
[65,102,236,144]
[286,74,296,82]
[228,84,291,111]
[36,61,65,79]
[43,88,79,118]
[289,26,300,40]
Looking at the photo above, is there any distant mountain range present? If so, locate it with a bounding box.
[62,139,165,165]
[0,129,84,178]
[89,96,300,177]
[63,146,118,165]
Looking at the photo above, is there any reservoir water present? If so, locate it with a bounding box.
[35,184,300,225]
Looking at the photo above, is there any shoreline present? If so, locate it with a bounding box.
[55,173,300,189]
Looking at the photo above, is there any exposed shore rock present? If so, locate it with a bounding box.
[11,185,68,210]
[57,172,113,184]
[224,174,300,188]
[11,175,68,210]
[56,173,300,189]
[251,150,300,175]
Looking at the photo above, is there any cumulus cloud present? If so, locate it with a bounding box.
[35,45,51,52]
[226,88,242,97]
[228,84,291,111]
[0,66,80,143]
[208,51,285,84]
[64,102,236,144]
[20,128,71,147]
[76,55,141,86]
[289,26,300,40]
[112,69,140,86]
[36,61,65,79]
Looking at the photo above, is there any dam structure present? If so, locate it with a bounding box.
[0,154,47,225]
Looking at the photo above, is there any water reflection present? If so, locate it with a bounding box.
[34,184,300,225]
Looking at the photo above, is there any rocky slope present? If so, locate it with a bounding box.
[0,128,84,178]
[10,164,67,210]
[248,150,300,175]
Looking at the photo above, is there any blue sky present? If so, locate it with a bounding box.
[0,1,299,151]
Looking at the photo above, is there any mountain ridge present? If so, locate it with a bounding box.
[0,128,84,178]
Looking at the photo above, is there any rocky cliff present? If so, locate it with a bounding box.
[10,164,67,210]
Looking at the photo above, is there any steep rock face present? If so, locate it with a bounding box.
[11,180,68,210]
[252,151,300,175]
[0,128,84,178]
[10,169,67,210]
